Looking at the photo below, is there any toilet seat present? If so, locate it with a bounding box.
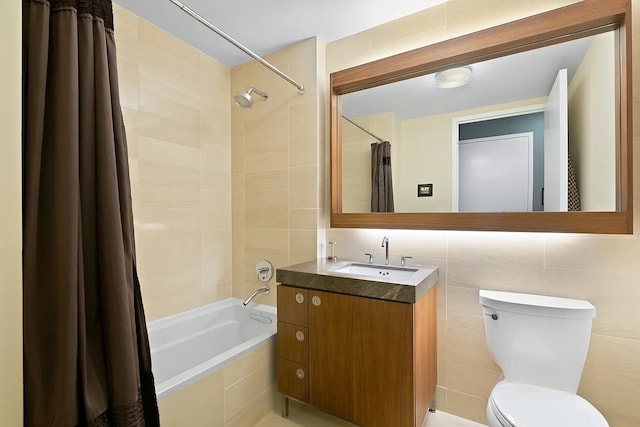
[489,381,608,427]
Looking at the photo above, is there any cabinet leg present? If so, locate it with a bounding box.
[281,395,289,418]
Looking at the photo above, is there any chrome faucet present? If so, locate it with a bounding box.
[327,239,338,261]
[381,236,389,265]
[243,285,270,306]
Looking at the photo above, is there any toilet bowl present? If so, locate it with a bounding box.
[487,381,608,427]
[479,290,608,427]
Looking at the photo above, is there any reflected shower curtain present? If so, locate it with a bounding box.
[371,141,394,212]
[22,0,159,425]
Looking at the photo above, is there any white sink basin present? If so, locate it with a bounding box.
[333,263,419,282]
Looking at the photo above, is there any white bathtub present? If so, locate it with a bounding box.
[148,298,277,399]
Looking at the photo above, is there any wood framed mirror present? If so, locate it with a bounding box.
[330,0,632,234]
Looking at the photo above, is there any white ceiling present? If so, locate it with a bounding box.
[114,0,449,67]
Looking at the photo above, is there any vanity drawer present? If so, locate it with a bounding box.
[277,322,309,364]
[277,358,308,403]
[277,285,308,326]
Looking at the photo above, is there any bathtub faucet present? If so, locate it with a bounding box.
[243,285,270,306]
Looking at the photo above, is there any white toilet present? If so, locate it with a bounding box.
[479,290,608,427]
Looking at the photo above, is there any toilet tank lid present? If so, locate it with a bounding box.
[479,290,596,319]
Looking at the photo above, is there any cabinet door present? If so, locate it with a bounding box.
[277,358,308,402]
[277,322,308,364]
[277,285,308,326]
[309,290,414,427]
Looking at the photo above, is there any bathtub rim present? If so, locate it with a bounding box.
[147,298,277,400]
[147,297,276,332]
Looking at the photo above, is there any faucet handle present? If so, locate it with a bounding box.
[400,256,413,267]
[364,253,374,263]
[327,239,338,261]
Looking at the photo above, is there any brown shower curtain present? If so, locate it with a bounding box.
[371,141,394,212]
[22,1,159,425]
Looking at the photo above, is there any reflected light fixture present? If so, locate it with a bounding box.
[435,66,472,88]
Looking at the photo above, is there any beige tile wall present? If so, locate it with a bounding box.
[326,1,639,426]
[0,0,23,423]
[114,5,233,321]
[231,38,323,307]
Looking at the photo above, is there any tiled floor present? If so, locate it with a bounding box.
[255,400,487,427]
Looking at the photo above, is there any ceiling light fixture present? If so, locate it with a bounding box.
[435,66,472,88]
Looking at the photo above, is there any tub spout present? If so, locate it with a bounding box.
[243,285,270,306]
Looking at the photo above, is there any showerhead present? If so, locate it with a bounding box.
[234,87,268,109]
[234,92,253,108]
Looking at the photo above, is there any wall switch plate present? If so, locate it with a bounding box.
[417,183,433,197]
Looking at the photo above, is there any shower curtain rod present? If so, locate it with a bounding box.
[342,115,385,143]
[168,0,305,93]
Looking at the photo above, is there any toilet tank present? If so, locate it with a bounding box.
[479,290,596,393]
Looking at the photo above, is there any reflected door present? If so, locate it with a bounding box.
[458,132,534,212]
[543,68,569,211]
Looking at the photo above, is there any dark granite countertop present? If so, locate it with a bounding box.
[276,258,439,304]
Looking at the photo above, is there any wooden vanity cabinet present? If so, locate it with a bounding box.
[277,284,437,427]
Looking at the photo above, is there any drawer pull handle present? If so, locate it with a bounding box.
[296,331,305,341]
[296,368,305,379]
[295,293,304,304]
[312,296,321,306]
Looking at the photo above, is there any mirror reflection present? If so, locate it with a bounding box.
[340,30,617,214]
